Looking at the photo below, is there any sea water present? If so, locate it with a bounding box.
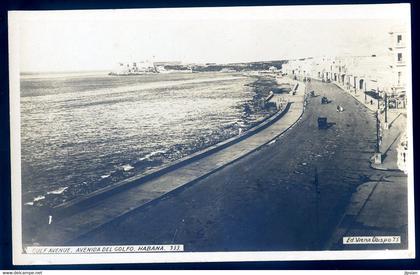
[20,71,269,206]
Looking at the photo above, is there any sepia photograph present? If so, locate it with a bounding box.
[8,3,414,264]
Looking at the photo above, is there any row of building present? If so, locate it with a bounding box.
[282,30,409,172]
[282,31,408,109]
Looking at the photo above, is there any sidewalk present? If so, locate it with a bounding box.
[322,80,409,250]
[371,112,407,171]
[327,174,408,250]
[335,82,378,113]
[331,80,407,172]
[33,80,307,245]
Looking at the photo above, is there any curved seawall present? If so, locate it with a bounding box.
[34,80,306,245]
[54,101,292,213]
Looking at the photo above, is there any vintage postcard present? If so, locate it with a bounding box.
[9,4,414,265]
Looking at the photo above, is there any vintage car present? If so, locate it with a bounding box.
[318,117,328,129]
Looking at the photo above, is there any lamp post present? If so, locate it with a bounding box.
[376,110,380,153]
[373,110,382,164]
[384,92,388,124]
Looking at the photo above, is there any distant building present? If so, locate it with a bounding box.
[386,31,407,108]
[282,29,409,171]
[111,61,156,75]
[153,61,182,67]
[282,29,408,110]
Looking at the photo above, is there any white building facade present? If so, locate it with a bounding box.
[282,30,408,110]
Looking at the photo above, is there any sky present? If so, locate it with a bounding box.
[10,4,410,72]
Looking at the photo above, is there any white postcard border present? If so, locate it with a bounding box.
[8,4,415,265]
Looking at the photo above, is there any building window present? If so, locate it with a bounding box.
[398,53,403,62]
[397,34,402,44]
[398,71,402,85]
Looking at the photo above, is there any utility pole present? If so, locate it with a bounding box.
[384,92,388,123]
[372,109,383,164]
[376,110,380,153]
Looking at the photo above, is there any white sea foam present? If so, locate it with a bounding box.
[33,195,45,202]
[122,164,134,171]
[147,150,166,157]
[47,187,68,195]
[139,150,167,161]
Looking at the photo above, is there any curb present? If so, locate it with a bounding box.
[369,163,401,172]
[325,181,379,250]
[370,163,391,171]
[332,83,377,113]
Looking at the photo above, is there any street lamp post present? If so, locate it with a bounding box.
[384,92,388,127]
[373,110,382,164]
[376,110,380,153]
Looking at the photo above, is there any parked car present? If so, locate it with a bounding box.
[318,117,328,129]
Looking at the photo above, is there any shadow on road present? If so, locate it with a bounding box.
[326,122,336,129]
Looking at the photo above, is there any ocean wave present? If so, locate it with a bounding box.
[121,164,134,172]
[33,195,45,202]
[47,186,68,195]
[139,150,167,161]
